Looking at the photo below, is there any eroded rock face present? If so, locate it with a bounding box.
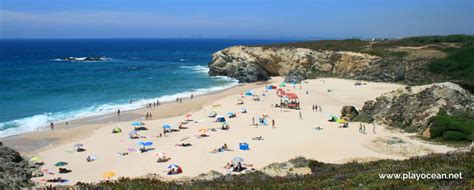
[208,46,438,84]
[360,82,473,133]
[340,106,359,120]
[0,146,40,189]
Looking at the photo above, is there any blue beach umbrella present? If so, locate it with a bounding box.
[131,121,142,126]
[138,141,153,147]
[163,124,171,129]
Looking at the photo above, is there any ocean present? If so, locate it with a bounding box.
[0,39,291,137]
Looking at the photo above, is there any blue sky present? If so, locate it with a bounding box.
[0,0,472,39]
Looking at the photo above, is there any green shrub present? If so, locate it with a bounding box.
[430,109,474,141]
[427,44,474,87]
[442,131,468,141]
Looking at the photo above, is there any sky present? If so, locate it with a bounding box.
[0,0,473,39]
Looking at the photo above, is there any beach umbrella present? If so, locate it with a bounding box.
[102,171,116,179]
[128,130,138,136]
[153,151,166,157]
[336,119,347,123]
[54,161,68,167]
[167,164,179,169]
[138,141,153,147]
[73,144,83,148]
[163,124,171,129]
[30,156,42,162]
[131,121,143,126]
[198,128,208,134]
[232,157,244,163]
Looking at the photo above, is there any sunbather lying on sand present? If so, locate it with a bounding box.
[252,136,264,141]
[175,143,192,147]
[314,126,324,130]
[46,177,65,183]
[117,152,129,156]
[211,144,233,153]
[58,168,71,173]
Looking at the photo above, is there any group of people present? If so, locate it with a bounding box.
[145,112,153,120]
[359,123,377,134]
[312,104,322,112]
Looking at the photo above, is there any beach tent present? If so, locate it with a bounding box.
[266,85,273,90]
[245,91,253,96]
[279,82,286,87]
[328,115,338,122]
[239,143,250,150]
[112,127,122,133]
[216,115,226,122]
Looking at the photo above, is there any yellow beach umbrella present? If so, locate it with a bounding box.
[336,119,347,123]
[198,128,208,134]
[103,171,116,179]
[30,156,42,162]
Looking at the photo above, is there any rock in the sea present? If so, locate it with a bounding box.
[359,82,473,134]
[340,106,359,120]
[208,46,438,84]
[0,146,39,189]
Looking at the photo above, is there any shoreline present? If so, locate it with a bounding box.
[1,81,272,155]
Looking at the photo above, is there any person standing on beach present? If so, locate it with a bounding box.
[191,94,194,99]
[50,122,54,130]
[176,97,179,103]
[299,111,303,120]
[252,117,255,126]
[373,123,376,134]
[117,109,121,116]
[272,119,275,128]
[319,105,323,112]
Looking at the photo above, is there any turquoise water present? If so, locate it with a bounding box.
[0,39,290,137]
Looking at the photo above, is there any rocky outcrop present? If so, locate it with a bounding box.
[340,106,359,120]
[0,146,40,189]
[208,46,438,84]
[359,82,473,134]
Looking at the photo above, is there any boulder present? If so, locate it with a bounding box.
[0,146,39,189]
[340,106,359,120]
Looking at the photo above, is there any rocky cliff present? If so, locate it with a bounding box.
[208,46,438,84]
[0,146,40,189]
[359,82,473,135]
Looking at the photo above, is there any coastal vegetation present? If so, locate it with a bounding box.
[75,150,472,189]
[430,109,474,142]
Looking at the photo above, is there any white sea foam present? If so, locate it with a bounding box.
[180,65,209,73]
[0,75,238,138]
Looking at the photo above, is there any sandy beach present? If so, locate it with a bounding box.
[4,77,455,185]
